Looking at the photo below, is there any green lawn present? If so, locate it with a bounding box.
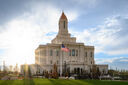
[0,79,128,85]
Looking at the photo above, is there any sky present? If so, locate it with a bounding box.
[0,0,128,70]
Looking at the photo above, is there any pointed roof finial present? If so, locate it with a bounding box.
[60,11,67,20]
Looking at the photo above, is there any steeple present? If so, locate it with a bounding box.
[51,12,76,44]
[60,12,67,20]
[58,12,68,35]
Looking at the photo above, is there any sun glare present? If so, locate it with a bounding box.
[2,20,40,66]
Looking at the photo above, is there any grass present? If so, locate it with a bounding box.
[0,79,128,85]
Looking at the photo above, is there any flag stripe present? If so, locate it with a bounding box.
[61,44,69,52]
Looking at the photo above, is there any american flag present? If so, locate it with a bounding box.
[61,44,69,52]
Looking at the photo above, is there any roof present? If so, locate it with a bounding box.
[60,12,67,20]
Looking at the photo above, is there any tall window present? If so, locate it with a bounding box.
[72,49,75,56]
[56,50,59,56]
[91,61,92,64]
[44,50,46,56]
[57,60,59,64]
[90,52,93,57]
[69,50,71,56]
[64,21,65,28]
[76,50,78,56]
[50,50,52,56]
[50,60,52,64]
[85,52,87,57]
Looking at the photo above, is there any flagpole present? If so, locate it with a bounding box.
[62,51,63,76]
[60,43,69,77]
[60,50,63,77]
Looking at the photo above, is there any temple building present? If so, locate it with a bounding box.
[21,12,108,76]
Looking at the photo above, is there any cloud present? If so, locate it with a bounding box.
[0,0,30,25]
[0,0,101,26]
[0,3,78,65]
[95,57,120,64]
[72,15,128,55]
[95,57,128,70]
[48,0,99,11]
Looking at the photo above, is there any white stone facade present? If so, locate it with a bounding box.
[20,12,108,76]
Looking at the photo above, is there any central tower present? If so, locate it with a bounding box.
[58,12,68,35]
[52,12,76,44]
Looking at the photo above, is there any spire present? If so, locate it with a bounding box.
[58,11,68,31]
[60,12,67,20]
[51,12,76,44]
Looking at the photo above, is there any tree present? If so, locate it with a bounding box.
[108,69,114,77]
[52,64,58,79]
[96,67,101,79]
[44,71,49,78]
[90,65,100,79]
[92,65,97,79]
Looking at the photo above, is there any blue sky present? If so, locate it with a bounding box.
[0,0,128,70]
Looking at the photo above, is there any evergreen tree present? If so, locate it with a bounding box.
[52,64,58,79]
